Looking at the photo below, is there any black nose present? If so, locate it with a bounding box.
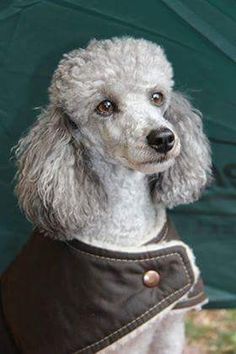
[146,128,175,153]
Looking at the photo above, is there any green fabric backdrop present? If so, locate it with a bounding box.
[0,0,235,308]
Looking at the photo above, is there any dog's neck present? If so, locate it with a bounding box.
[75,148,166,250]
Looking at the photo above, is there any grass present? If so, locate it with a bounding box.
[186,310,236,354]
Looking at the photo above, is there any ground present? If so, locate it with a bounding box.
[185,310,236,354]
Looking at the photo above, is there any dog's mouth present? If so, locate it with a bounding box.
[124,153,174,173]
[138,154,169,166]
[137,139,181,165]
[124,139,181,173]
[135,156,174,168]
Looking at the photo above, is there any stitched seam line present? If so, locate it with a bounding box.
[74,252,192,354]
[75,283,190,354]
[65,242,185,263]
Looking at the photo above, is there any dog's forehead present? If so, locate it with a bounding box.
[84,38,173,82]
[64,38,173,86]
[51,38,174,105]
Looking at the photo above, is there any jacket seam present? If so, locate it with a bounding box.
[73,251,193,354]
[65,242,186,263]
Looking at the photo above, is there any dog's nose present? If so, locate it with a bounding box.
[146,128,175,153]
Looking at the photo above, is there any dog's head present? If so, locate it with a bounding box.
[15,37,212,236]
[50,38,177,174]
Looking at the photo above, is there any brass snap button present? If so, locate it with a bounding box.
[143,270,160,288]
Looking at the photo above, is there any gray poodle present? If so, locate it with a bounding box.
[4,37,212,354]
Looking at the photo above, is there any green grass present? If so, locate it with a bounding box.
[186,310,236,354]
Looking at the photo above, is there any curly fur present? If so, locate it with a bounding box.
[15,37,212,242]
[14,37,212,354]
[154,91,212,208]
[15,107,107,236]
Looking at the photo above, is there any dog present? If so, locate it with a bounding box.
[1,37,212,354]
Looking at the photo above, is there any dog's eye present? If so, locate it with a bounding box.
[96,100,116,116]
[151,92,164,106]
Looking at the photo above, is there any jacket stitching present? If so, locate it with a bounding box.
[73,251,193,353]
[65,242,187,264]
[75,282,190,353]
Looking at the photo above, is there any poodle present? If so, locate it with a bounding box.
[1,37,212,354]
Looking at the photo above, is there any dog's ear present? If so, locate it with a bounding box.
[14,106,106,238]
[153,92,212,208]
